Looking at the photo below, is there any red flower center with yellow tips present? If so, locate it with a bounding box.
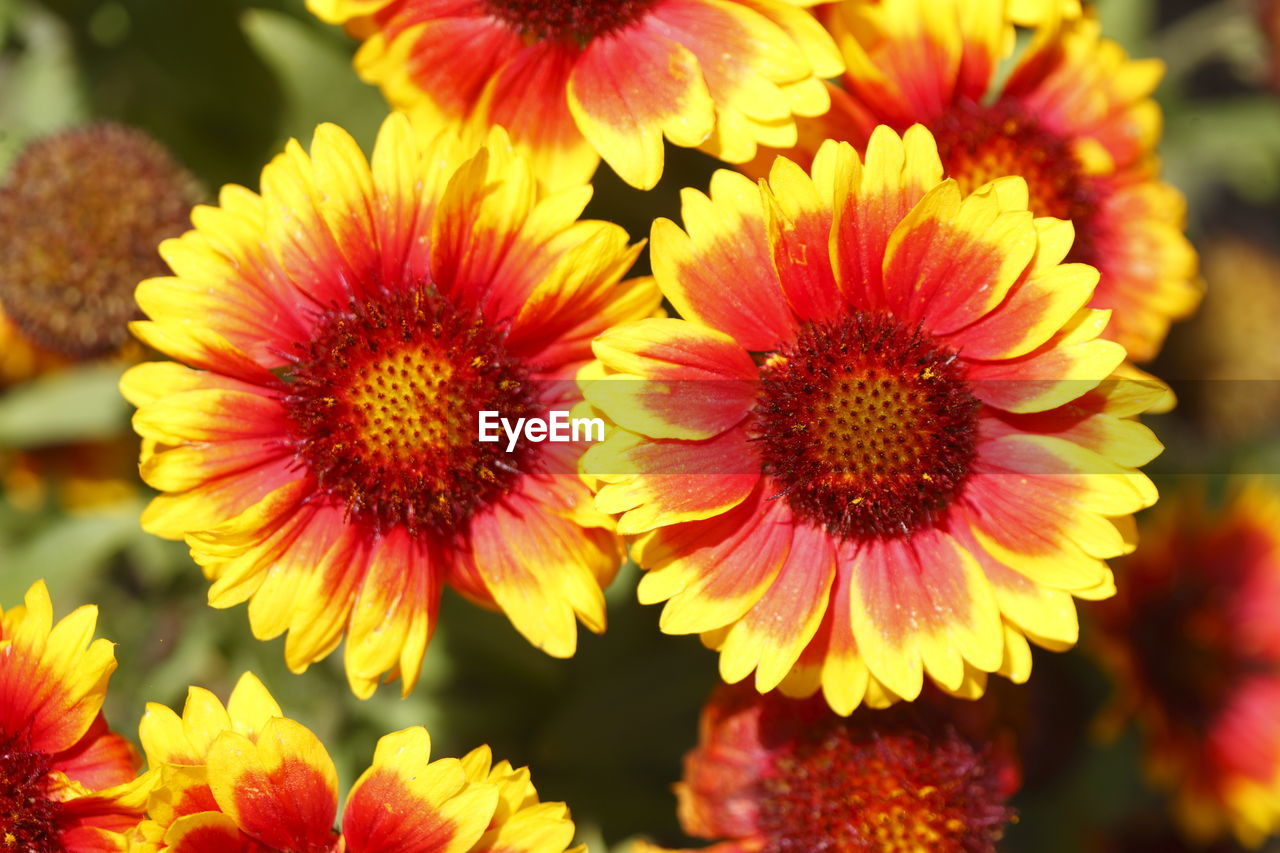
[282,284,538,536]
[0,743,57,853]
[481,0,658,42]
[757,724,1012,853]
[754,313,979,539]
[931,101,1098,264]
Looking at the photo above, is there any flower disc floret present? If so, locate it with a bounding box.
[283,284,538,535]
[481,0,659,42]
[0,747,59,852]
[0,123,199,358]
[658,686,1018,853]
[931,100,1098,264]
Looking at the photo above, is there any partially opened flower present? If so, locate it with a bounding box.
[132,672,580,853]
[760,0,1199,361]
[642,684,1019,852]
[123,113,655,697]
[1093,483,1280,848]
[307,0,843,190]
[0,581,150,851]
[582,126,1162,714]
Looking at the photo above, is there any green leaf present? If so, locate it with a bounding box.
[241,8,389,153]
[0,499,145,604]
[0,363,132,447]
[1096,0,1156,58]
[1162,97,1280,211]
[0,1,89,172]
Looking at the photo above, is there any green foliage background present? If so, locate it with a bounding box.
[1,0,1279,849]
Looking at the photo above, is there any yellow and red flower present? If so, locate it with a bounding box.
[1094,483,1280,848]
[1007,0,1082,26]
[582,127,1163,714]
[307,0,843,190]
[761,0,1199,362]
[642,684,1019,852]
[122,113,657,698]
[131,672,580,853]
[0,581,150,851]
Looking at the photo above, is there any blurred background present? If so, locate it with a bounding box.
[1,0,1279,849]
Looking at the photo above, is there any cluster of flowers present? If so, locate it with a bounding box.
[0,581,577,852]
[1,0,1278,850]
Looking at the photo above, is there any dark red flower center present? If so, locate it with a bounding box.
[481,0,658,43]
[0,743,59,853]
[931,100,1099,265]
[1119,521,1280,731]
[754,313,979,539]
[1126,574,1240,730]
[281,284,539,536]
[757,723,1013,853]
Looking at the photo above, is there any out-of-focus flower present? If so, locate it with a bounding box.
[758,0,1200,362]
[131,672,580,853]
[1261,0,1280,92]
[0,123,200,383]
[122,113,656,698]
[1172,235,1280,444]
[0,581,150,851]
[306,0,843,190]
[639,684,1019,852]
[1094,483,1280,848]
[1007,0,1083,26]
[2,435,141,513]
[0,307,70,387]
[582,127,1163,714]
[0,123,198,514]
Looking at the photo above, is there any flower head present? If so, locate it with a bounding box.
[762,0,1199,361]
[123,113,656,697]
[0,123,200,377]
[647,684,1019,852]
[582,126,1162,714]
[0,581,150,852]
[1094,483,1280,848]
[307,0,843,189]
[132,672,580,853]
